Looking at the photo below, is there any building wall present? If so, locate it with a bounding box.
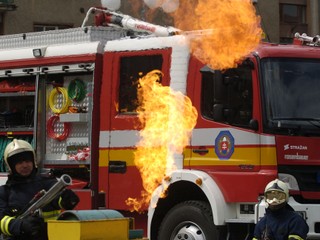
[255,0,280,43]
[3,0,100,34]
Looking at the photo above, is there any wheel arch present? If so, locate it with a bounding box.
[148,170,228,239]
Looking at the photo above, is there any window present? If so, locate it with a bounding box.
[279,3,307,45]
[261,58,320,136]
[201,60,253,128]
[280,4,306,24]
[118,54,163,113]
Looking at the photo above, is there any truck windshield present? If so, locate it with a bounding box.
[261,58,320,136]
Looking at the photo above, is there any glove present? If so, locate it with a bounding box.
[20,216,44,237]
[60,189,80,210]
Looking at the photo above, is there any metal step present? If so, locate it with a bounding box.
[225,218,254,224]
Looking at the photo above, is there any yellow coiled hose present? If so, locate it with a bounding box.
[48,87,71,114]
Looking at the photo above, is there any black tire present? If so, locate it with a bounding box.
[157,200,218,240]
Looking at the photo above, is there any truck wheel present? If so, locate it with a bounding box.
[157,200,218,240]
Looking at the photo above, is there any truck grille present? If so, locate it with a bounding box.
[279,165,320,193]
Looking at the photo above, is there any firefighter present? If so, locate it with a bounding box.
[0,139,79,240]
[253,179,309,240]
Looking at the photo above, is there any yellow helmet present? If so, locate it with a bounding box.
[4,139,37,173]
[264,179,289,207]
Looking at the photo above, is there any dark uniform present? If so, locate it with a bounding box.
[253,179,309,240]
[253,204,309,240]
[0,139,79,240]
[0,173,62,240]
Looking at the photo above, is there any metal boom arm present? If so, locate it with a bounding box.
[18,174,72,219]
[81,7,180,37]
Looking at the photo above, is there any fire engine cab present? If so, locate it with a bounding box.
[0,7,319,240]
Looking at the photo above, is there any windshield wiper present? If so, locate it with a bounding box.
[272,117,320,129]
[273,117,320,121]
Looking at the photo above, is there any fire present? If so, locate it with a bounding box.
[172,0,262,69]
[126,70,198,212]
[124,0,262,69]
[124,0,260,212]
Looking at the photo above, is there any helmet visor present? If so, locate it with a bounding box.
[265,190,286,205]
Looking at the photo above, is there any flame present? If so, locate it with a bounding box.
[172,0,262,69]
[126,70,198,212]
[124,0,260,212]
[124,0,261,69]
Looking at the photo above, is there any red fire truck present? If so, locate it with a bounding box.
[0,8,319,240]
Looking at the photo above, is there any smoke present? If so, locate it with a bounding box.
[144,0,180,13]
[144,0,162,9]
[100,0,179,13]
[101,0,121,10]
[161,0,179,13]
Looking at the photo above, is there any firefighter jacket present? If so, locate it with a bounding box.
[253,204,309,240]
[0,173,62,240]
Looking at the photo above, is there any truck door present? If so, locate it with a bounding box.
[189,59,262,202]
[103,49,171,211]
